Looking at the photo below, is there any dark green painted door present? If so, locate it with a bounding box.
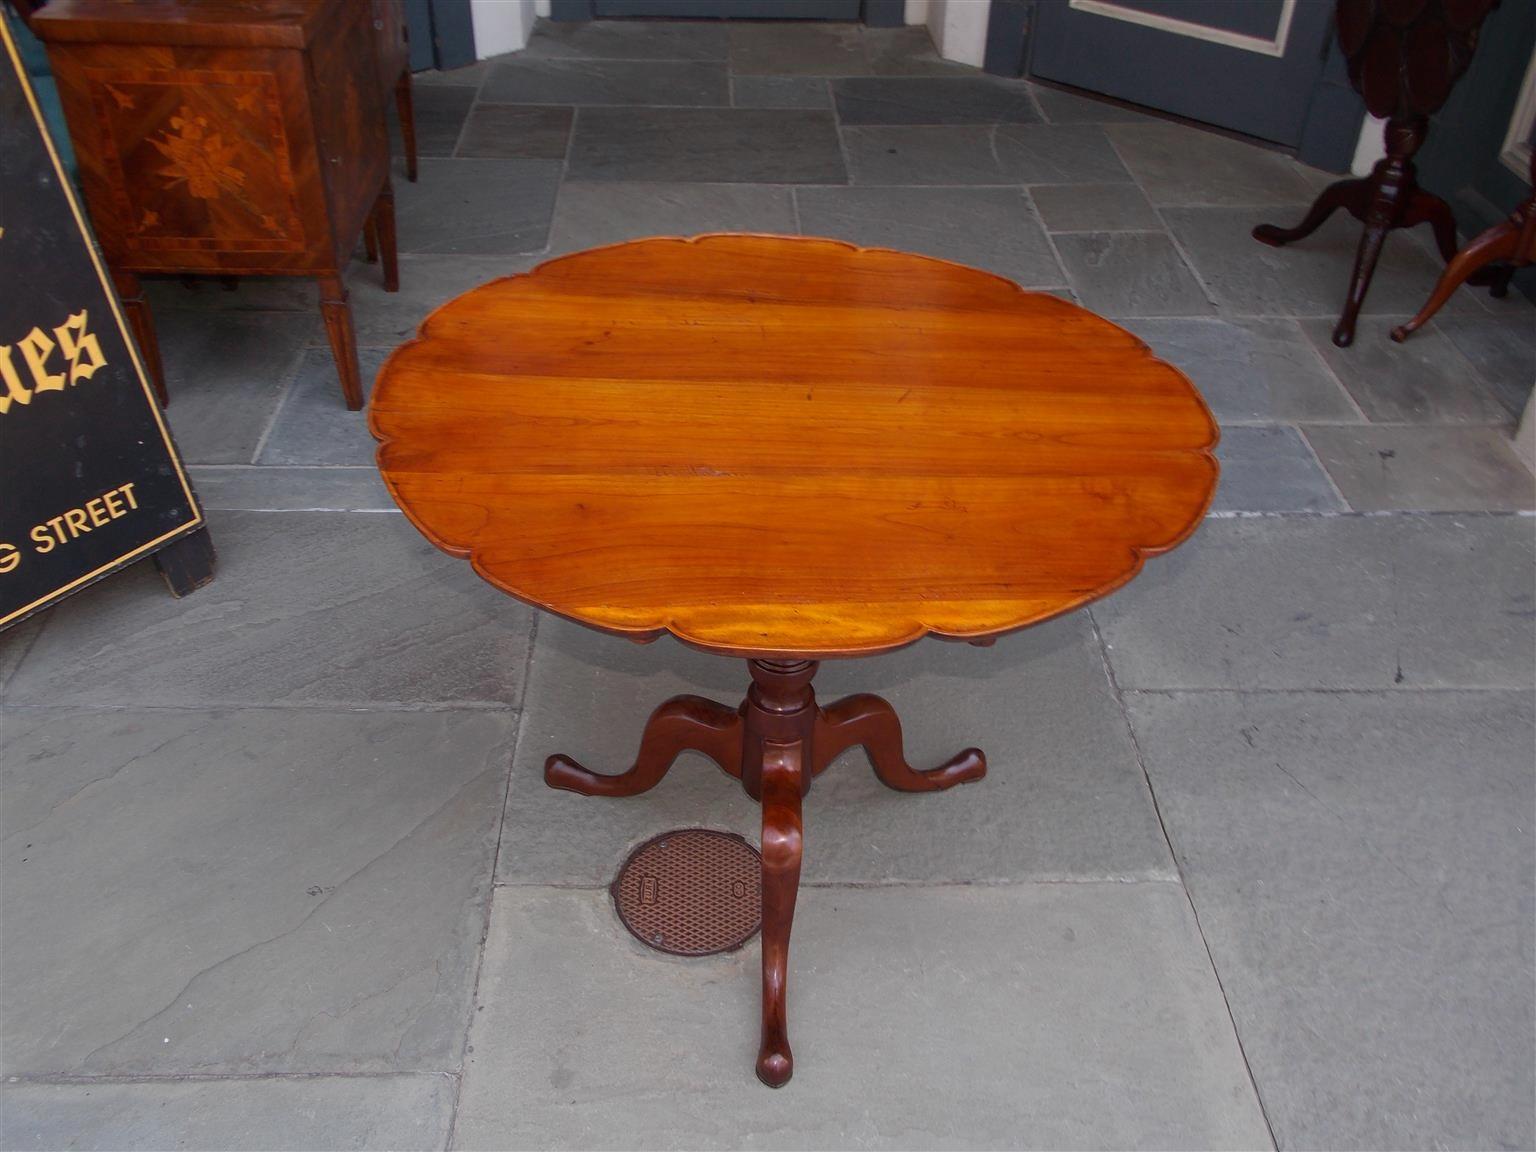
[1029,0,1335,146]
[1417,1,1536,233]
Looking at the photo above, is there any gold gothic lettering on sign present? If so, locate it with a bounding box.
[0,309,107,414]
[0,483,143,576]
[26,483,140,555]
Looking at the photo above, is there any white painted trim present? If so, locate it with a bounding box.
[1350,113,1387,177]
[1067,0,1296,59]
[470,0,536,59]
[1499,48,1536,180]
[926,0,988,68]
[1516,387,1536,472]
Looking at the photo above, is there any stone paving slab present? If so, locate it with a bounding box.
[1303,424,1535,511]
[832,76,1039,125]
[0,615,42,695]
[393,85,473,157]
[793,185,1064,287]
[0,706,513,1076]
[342,254,541,347]
[547,181,796,256]
[843,124,1129,186]
[481,58,728,108]
[1028,182,1160,232]
[1,1075,454,1151]
[567,108,846,183]
[414,60,492,89]
[1028,84,1155,124]
[258,348,388,465]
[1299,317,1511,425]
[1052,231,1213,317]
[392,159,560,255]
[156,309,314,465]
[188,466,396,512]
[1436,314,1536,418]
[1126,689,1535,1151]
[728,22,869,77]
[1093,514,1536,689]
[1211,426,1346,513]
[731,75,832,109]
[1118,317,1361,425]
[456,104,574,159]
[994,123,1133,183]
[1164,207,1481,319]
[5,511,533,708]
[496,611,1174,887]
[842,124,1012,185]
[1105,121,1314,207]
[451,883,1272,1151]
[524,18,729,61]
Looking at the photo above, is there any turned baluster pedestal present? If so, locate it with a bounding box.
[1252,0,1499,347]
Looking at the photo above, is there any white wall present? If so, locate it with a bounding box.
[1516,390,1536,469]
[471,0,537,59]
[1350,113,1386,177]
[924,0,989,68]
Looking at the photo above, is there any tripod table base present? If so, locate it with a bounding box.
[543,657,986,1087]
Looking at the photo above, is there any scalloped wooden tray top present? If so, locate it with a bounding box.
[370,235,1218,658]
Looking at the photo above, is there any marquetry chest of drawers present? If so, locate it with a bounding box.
[32,0,401,410]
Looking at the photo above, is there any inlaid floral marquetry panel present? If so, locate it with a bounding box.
[85,69,305,255]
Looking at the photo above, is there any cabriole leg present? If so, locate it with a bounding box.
[544,695,743,794]
[543,655,988,1088]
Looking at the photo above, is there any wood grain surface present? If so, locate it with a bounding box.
[370,235,1219,658]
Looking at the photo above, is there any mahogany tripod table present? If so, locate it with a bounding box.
[369,235,1219,1087]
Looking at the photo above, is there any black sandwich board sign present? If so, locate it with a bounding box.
[0,17,213,631]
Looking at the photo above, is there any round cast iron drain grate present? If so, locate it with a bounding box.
[612,829,762,956]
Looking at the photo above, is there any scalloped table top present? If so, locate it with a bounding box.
[370,235,1219,659]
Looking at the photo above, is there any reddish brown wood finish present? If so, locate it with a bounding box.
[545,695,745,795]
[812,693,985,787]
[376,235,1218,1087]
[545,658,986,1087]
[1393,152,1536,341]
[372,235,1218,659]
[755,733,805,1089]
[1253,0,1498,347]
[32,0,400,408]
[372,179,399,294]
[317,274,363,410]
[394,73,418,184]
[110,270,167,407]
[372,0,417,183]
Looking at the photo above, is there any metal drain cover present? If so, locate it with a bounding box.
[612,829,761,956]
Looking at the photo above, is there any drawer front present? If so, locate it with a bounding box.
[47,43,331,274]
[88,67,308,257]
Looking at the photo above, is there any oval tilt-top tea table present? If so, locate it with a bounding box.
[370,235,1219,1088]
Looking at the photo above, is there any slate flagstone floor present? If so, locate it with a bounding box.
[2,19,1534,1151]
